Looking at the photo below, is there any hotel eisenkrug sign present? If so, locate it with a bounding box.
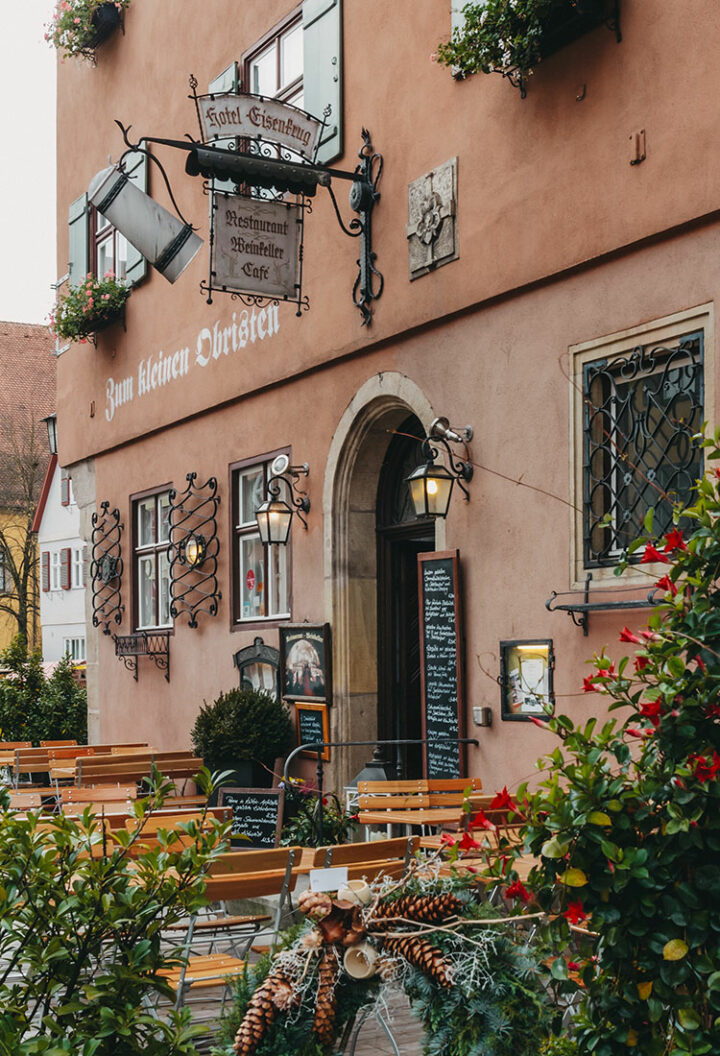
[198,93,322,160]
[213,194,301,299]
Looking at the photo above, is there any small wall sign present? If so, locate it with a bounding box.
[500,640,555,721]
[280,624,332,703]
[295,701,330,761]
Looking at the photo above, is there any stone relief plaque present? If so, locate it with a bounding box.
[406,157,458,280]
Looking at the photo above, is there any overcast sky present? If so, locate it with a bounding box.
[0,2,56,325]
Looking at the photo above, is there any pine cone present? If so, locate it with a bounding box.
[369,893,464,929]
[233,969,296,1056]
[298,890,333,921]
[313,947,340,1045]
[381,935,454,988]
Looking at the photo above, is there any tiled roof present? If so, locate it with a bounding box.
[0,322,56,510]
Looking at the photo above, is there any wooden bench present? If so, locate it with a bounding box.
[312,836,419,882]
[357,778,484,836]
[76,751,203,788]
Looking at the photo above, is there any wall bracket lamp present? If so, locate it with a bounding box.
[255,456,310,546]
[406,417,474,518]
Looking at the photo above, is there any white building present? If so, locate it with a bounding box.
[33,455,87,665]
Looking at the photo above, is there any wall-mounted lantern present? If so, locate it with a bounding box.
[41,413,58,456]
[255,455,310,546]
[407,417,473,518]
[182,532,206,569]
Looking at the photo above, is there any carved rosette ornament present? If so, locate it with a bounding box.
[407,158,458,279]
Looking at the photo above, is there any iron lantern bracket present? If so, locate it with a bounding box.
[421,424,474,502]
[546,572,660,636]
[113,121,383,325]
[266,464,311,530]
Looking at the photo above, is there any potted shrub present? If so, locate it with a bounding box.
[49,272,130,343]
[437,0,619,93]
[45,0,130,61]
[191,687,294,789]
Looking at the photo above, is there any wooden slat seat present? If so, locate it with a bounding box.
[76,750,203,788]
[312,836,419,882]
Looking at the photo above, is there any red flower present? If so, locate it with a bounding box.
[634,656,650,672]
[583,676,599,693]
[656,574,678,597]
[688,751,720,783]
[619,626,642,644]
[458,831,482,851]
[567,961,581,971]
[563,901,587,925]
[529,715,546,728]
[470,809,497,832]
[663,529,687,553]
[641,543,669,564]
[639,700,662,727]
[627,727,653,738]
[489,786,518,813]
[440,833,457,846]
[640,630,661,641]
[505,879,531,902]
[705,702,720,718]
[696,655,707,674]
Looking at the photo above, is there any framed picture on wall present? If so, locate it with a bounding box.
[500,639,554,721]
[295,702,330,761]
[279,624,332,703]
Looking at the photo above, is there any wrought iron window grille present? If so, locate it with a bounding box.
[90,502,124,635]
[546,573,661,636]
[114,631,170,682]
[167,473,221,628]
[583,333,703,568]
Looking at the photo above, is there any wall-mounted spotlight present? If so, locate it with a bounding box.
[406,416,474,519]
[41,413,58,456]
[255,455,310,546]
[181,532,206,568]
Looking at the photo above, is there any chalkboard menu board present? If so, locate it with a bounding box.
[217,787,284,847]
[418,551,465,779]
[295,702,330,761]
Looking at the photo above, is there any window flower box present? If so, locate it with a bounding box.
[437,0,620,96]
[49,273,130,344]
[45,0,130,62]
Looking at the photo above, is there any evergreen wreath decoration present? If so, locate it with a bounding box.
[216,860,552,1056]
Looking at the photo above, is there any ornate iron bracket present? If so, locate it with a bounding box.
[268,464,311,529]
[546,573,659,637]
[90,502,124,635]
[114,632,171,682]
[326,129,383,326]
[425,417,474,501]
[167,473,221,628]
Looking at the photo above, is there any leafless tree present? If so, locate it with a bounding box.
[0,412,47,648]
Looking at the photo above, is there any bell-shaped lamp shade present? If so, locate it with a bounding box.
[256,497,294,545]
[88,165,203,284]
[406,460,455,518]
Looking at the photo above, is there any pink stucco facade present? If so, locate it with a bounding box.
[55,1,720,791]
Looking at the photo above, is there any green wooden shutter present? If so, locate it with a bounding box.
[67,194,89,287]
[303,0,343,164]
[124,145,149,286]
[209,62,240,192]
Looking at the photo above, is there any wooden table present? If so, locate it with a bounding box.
[357,807,464,832]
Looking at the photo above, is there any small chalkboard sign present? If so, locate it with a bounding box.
[418,550,465,779]
[217,787,285,847]
[295,702,330,761]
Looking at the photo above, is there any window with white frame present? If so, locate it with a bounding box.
[232,457,289,623]
[134,490,172,630]
[72,547,84,589]
[50,551,62,592]
[571,307,711,581]
[64,637,86,662]
[246,13,303,109]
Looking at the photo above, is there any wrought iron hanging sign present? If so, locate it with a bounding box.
[111,76,384,324]
[90,501,124,635]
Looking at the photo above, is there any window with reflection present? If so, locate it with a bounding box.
[134,490,172,630]
[232,456,290,624]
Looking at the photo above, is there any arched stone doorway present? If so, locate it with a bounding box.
[322,374,444,788]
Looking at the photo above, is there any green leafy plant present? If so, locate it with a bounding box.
[279,778,357,847]
[515,431,720,1054]
[50,271,130,342]
[539,1037,579,1056]
[0,635,87,743]
[0,768,228,1054]
[45,0,130,60]
[191,687,293,778]
[436,0,599,83]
